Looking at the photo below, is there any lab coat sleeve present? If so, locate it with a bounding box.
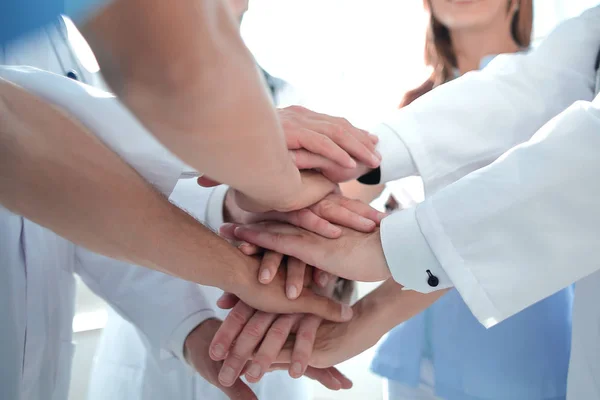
[390,95,600,327]
[0,66,186,197]
[75,180,227,366]
[374,6,600,193]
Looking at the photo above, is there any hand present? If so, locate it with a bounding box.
[224,253,353,322]
[184,318,257,400]
[279,105,380,170]
[224,189,386,239]
[231,241,333,301]
[291,149,373,183]
[185,318,350,397]
[210,296,352,389]
[275,280,448,368]
[223,222,391,282]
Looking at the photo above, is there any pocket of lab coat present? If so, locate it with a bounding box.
[52,340,76,400]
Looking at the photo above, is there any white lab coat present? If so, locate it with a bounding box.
[368,6,600,399]
[0,18,309,400]
[0,20,214,400]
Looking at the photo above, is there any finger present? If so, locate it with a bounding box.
[297,129,356,169]
[239,242,262,256]
[302,367,342,390]
[317,122,380,168]
[329,194,387,224]
[233,224,322,269]
[258,251,284,284]
[313,269,332,289]
[216,292,239,310]
[262,208,341,239]
[366,131,379,144]
[295,289,353,322]
[219,223,238,240]
[310,199,376,233]
[219,311,277,387]
[328,367,354,389]
[290,149,338,171]
[244,314,301,383]
[290,315,322,378]
[197,176,222,187]
[286,257,307,300]
[340,120,379,152]
[210,302,255,361]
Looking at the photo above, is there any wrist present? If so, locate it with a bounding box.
[366,228,392,281]
[183,318,220,364]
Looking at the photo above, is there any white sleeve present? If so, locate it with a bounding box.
[75,251,215,366]
[393,95,600,327]
[75,180,229,365]
[0,66,186,197]
[375,6,600,194]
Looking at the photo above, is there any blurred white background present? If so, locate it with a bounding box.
[69,1,599,399]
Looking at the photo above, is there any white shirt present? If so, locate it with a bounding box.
[369,6,600,399]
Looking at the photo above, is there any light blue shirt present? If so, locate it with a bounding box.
[0,0,106,44]
[371,55,573,400]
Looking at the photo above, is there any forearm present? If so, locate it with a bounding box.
[0,78,243,288]
[359,279,447,341]
[80,0,303,208]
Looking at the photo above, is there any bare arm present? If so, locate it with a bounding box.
[79,0,325,211]
[0,78,349,321]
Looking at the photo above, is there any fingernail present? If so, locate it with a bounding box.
[375,150,382,160]
[332,377,342,390]
[370,153,381,167]
[259,269,271,283]
[346,157,357,169]
[318,273,329,287]
[219,366,236,386]
[212,344,225,359]
[246,363,262,379]
[341,304,353,320]
[328,225,342,237]
[287,285,298,299]
[290,362,303,378]
[369,134,379,143]
[359,216,376,228]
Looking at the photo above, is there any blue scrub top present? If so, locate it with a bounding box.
[370,55,573,400]
[0,0,106,44]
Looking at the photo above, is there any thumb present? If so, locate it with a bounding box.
[295,291,353,323]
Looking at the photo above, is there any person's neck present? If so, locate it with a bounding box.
[450,23,520,75]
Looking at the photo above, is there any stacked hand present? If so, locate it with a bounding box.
[184,317,354,400]
[195,105,400,393]
[198,105,379,213]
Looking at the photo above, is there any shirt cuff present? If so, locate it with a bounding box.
[373,122,417,183]
[165,309,216,364]
[205,185,229,231]
[380,207,452,293]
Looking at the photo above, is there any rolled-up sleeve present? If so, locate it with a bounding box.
[0,66,185,197]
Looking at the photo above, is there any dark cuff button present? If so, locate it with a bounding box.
[426,270,439,287]
[66,70,79,81]
[357,167,381,185]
